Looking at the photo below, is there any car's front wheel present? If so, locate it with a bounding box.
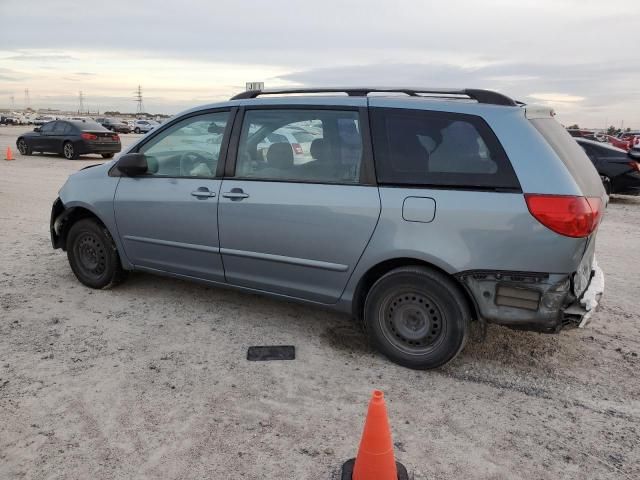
[67,218,127,289]
[16,138,32,155]
[63,141,78,160]
[134,127,141,134]
[364,266,470,369]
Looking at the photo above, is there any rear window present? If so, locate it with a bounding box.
[370,108,520,190]
[70,120,104,131]
[530,119,604,196]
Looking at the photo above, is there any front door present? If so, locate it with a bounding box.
[218,106,380,303]
[114,110,232,282]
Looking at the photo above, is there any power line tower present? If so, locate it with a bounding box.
[10,95,15,109]
[134,85,144,115]
[24,89,30,109]
[78,91,85,114]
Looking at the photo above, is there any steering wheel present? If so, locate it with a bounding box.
[179,151,211,176]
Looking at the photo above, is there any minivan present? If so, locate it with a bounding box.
[50,87,606,369]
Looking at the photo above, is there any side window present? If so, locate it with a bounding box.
[139,111,229,178]
[40,122,55,134]
[371,108,519,189]
[52,122,68,135]
[235,109,363,184]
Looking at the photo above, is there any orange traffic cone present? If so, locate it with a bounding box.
[5,146,14,161]
[341,390,408,480]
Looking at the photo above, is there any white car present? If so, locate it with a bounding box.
[133,119,159,134]
[256,126,320,164]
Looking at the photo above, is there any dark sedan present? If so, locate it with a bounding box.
[576,138,640,195]
[16,120,121,160]
[94,117,131,133]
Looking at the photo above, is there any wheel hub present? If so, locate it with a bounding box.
[383,292,443,351]
[77,235,105,275]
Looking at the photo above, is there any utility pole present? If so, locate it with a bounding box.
[134,85,144,115]
[78,91,85,114]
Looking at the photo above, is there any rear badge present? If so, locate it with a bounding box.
[247,345,296,361]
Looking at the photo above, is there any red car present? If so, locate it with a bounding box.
[607,135,631,150]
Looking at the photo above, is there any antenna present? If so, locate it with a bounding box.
[78,91,85,114]
[134,85,145,114]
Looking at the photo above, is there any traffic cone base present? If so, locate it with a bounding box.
[341,458,409,480]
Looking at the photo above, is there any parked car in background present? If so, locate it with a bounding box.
[576,138,640,195]
[34,115,56,126]
[630,135,640,157]
[17,120,121,159]
[133,119,159,134]
[606,135,632,151]
[94,117,131,133]
[50,87,606,370]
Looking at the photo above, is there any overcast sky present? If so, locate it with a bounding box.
[0,0,638,127]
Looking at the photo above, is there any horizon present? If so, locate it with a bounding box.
[1,0,638,129]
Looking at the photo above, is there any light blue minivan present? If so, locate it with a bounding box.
[50,87,605,368]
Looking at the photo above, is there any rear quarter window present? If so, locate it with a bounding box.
[370,107,520,190]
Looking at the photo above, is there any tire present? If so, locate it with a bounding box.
[102,153,114,159]
[63,141,78,160]
[134,127,141,134]
[364,266,470,369]
[16,138,32,155]
[66,218,128,289]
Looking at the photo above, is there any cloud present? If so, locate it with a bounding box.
[528,93,585,103]
[6,52,75,62]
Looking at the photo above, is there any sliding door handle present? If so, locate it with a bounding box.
[222,188,249,200]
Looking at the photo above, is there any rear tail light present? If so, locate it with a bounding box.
[81,133,97,140]
[525,194,603,238]
[292,143,303,155]
[628,161,640,172]
[112,134,120,141]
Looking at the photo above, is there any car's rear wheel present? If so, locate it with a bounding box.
[364,266,470,369]
[63,141,78,160]
[102,153,114,159]
[134,127,141,134]
[67,218,127,289]
[17,138,32,155]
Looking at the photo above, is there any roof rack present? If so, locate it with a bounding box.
[230,87,518,106]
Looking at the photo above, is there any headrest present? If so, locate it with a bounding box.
[266,142,294,169]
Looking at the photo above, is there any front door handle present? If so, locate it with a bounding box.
[191,187,216,198]
[222,188,249,200]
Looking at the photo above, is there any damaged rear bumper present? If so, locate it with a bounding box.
[456,259,604,333]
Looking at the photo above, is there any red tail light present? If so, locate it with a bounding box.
[525,194,603,238]
[628,161,640,172]
[81,133,97,140]
[292,143,303,155]
[112,134,120,141]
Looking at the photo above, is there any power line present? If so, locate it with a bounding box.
[134,85,144,114]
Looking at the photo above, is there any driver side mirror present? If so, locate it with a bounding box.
[33,127,41,132]
[117,153,149,176]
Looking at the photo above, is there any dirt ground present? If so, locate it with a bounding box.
[0,125,638,480]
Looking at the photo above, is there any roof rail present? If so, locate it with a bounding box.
[230,87,518,106]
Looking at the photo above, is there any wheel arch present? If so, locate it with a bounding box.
[351,257,479,323]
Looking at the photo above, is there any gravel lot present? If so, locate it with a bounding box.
[0,124,638,480]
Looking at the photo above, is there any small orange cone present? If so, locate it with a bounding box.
[5,146,14,161]
[341,390,408,480]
